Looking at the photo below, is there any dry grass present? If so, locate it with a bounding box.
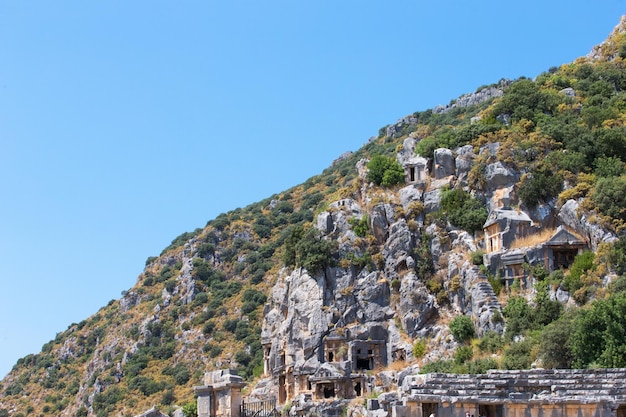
[388,360,413,371]
[509,228,556,249]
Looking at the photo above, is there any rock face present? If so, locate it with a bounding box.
[432,82,508,114]
[558,199,617,249]
[433,148,455,179]
[259,149,518,409]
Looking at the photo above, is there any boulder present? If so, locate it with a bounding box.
[433,148,455,179]
[455,145,475,184]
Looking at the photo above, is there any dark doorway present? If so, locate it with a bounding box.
[278,375,286,404]
[478,404,503,417]
[553,249,578,269]
[323,384,335,398]
[356,358,371,370]
[354,382,362,397]
[422,403,437,417]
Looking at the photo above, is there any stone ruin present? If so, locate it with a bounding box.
[401,368,626,417]
[195,370,246,417]
[194,368,626,417]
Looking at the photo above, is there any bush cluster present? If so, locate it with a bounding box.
[366,155,405,187]
[440,188,488,233]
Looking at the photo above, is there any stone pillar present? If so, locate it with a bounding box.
[195,386,213,417]
[229,386,243,417]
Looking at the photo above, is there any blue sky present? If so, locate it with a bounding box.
[0,1,624,378]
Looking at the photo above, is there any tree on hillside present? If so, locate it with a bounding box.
[570,293,626,368]
[367,155,405,187]
[593,176,626,223]
[440,188,488,233]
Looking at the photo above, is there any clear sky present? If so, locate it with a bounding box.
[0,1,624,378]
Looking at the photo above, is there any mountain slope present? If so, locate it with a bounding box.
[3,16,626,417]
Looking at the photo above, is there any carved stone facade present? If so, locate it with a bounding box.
[404,157,428,188]
[544,226,587,270]
[262,328,391,406]
[483,208,533,253]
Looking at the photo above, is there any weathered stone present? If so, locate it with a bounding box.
[382,220,414,276]
[399,185,423,210]
[370,203,394,244]
[433,148,455,179]
[455,145,475,184]
[484,161,519,189]
[558,199,617,250]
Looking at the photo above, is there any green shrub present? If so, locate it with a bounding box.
[413,340,426,359]
[609,275,626,293]
[235,350,252,366]
[193,292,209,306]
[420,359,459,374]
[242,301,259,314]
[273,201,294,214]
[366,155,405,187]
[235,321,251,341]
[282,226,335,273]
[223,319,238,333]
[301,191,323,210]
[532,281,563,326]
[491,78,560,122]
[415,234,434,280]
[593,176,626,222]
[182,402,198,417]
[242,288,267,304]
[519,170,563,207]
[161,389,175,405]
[415,124,501,158]
[202,321,215,335]
[440,188,487,233]
[570,293,626,368]
[562,251,595,293]
[197,242,215,258]
[158,265,176,282]
[209,214,230,231]
[253,216,273,239]
[470,250,484,265]
[210,345,223,357]
[449,315,475,343]
[502,296,533,340]
[502,339,534,370]
[349,216,369,237]
[164,279,176,293]
[594,156,625,177]
[538,317,575,368]
[454,345,473,364]
[128,376,167,396]
[608,236,626,275]
[478,331,504,354]
[466,358,499,373]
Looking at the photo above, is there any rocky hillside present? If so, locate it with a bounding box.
[3,16,626,417]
